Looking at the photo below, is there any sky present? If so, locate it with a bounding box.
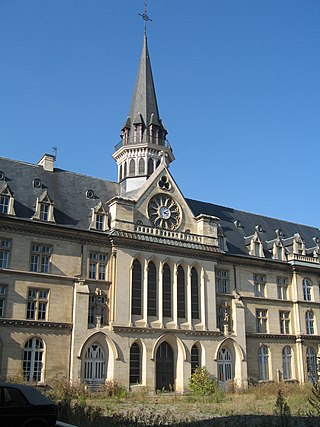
[0,0,320,228]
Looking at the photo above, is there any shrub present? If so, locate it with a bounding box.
[189,366,224,401]
[274,389,291,427]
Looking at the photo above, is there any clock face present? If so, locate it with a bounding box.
[148,194,181,230]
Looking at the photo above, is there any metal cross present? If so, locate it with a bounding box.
[139,0,152,34]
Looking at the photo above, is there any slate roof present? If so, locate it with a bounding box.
[186,198,320,258]
[0,157,119,230]
[1,155,320,258]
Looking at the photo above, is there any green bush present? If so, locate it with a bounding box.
[189,366,224,401]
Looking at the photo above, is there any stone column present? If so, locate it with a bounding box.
[158,262,164,328]
[143,259,149,327]
[200,267,207,330]
[186,264,192,329]
[172,263,178,328]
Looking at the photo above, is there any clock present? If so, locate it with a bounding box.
[148,194,181,230]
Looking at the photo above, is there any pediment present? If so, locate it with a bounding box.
[130,165,200,234]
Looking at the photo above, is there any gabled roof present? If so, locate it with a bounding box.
[186,198,320,258]
[0,157,119,230]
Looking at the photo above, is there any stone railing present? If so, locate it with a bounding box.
[134,224,203,243]
[287,253,319,264]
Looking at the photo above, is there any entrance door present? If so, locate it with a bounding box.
[156,342,174,391]
[83,343,105,385]
[218,348,232,388]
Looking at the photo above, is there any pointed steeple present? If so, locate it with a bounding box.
[113,35,174,194]
[128,34,161,134]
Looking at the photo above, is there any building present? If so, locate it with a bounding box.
[1,32,320,392]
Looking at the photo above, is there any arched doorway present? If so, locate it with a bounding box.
[218,348,233,388]
[156,342,174,391]
[83,343,105,385]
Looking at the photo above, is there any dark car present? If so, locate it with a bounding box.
[0,382,57,427]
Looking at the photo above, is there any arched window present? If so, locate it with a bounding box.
[191,267,200,320]
[303,278,312,301]
[306,310,315,335]
[307,347,317,382]
[83,343,105,384]
[191,344,200,375]
[258,346,269,380]
[129,159,135,176]
[119,164,123,181]
[147,261,157,316]
[23,337,44,382]
[147,158,154,176]
[131,260,142,316]
[162,263,172,318]
[138,158,145,175]
[123,161,127,178]
[282,346,292,380]
[130,342,141,385]
[177,266,186,318]
[218,348,232,383]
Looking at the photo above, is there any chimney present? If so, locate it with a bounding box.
[38,154,55,172]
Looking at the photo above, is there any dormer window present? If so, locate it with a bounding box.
[246,232,264,257]
[32,191,55,223]
[293,234,305,255]
[40,203,49,221]
[90,202,108,232]
[217,226,227,252]
[0,184,15,216]
[0,195,9,214]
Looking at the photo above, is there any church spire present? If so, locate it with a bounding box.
[113,32,174,194]
[128,34,161,139]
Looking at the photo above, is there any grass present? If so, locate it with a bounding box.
[41,379,317,426]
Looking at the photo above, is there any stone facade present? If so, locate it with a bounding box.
[0,33,320,393]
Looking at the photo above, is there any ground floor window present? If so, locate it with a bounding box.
[83,343,105,384]
[23,337,44,382]
[307,346,317,382]
[282,346,292,380]
[191,344,200,375]
[258,345,269,380]
[130,342,141,385]
[218,348,232,383]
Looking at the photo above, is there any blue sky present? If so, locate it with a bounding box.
[1,0,320,228]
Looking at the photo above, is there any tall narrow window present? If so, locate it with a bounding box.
[30,244,52,273]
[191,267,200,319]
[147,261,157,316]
[138,158,145,175]
[124,161,127,178]
[253,274,266,297]
[277,277,288,300]
[39,203,49,221]
[23,338,44,382]
[282,346,292,380]
[306,310,315,335]
[177,266,186,318]
[131,260,142,316]
[256,309,268,333]
[129,159,135,176]
[279,311,290,334]
[0,285,7,317]
[26,288,49,320]
[88,252,107,280]
[147,158,154,176]
[130,343,141,384]
[119,164,123,181]
[307,347,317,382]
[0,239,10,269]
[216,269,229,293]
[162,263,172,317]
[191,344,200,375]
[0,195,9,214]
[303,278,312,301]
[258,346,269,380]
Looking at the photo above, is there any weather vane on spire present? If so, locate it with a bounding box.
[139,0,152,34]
